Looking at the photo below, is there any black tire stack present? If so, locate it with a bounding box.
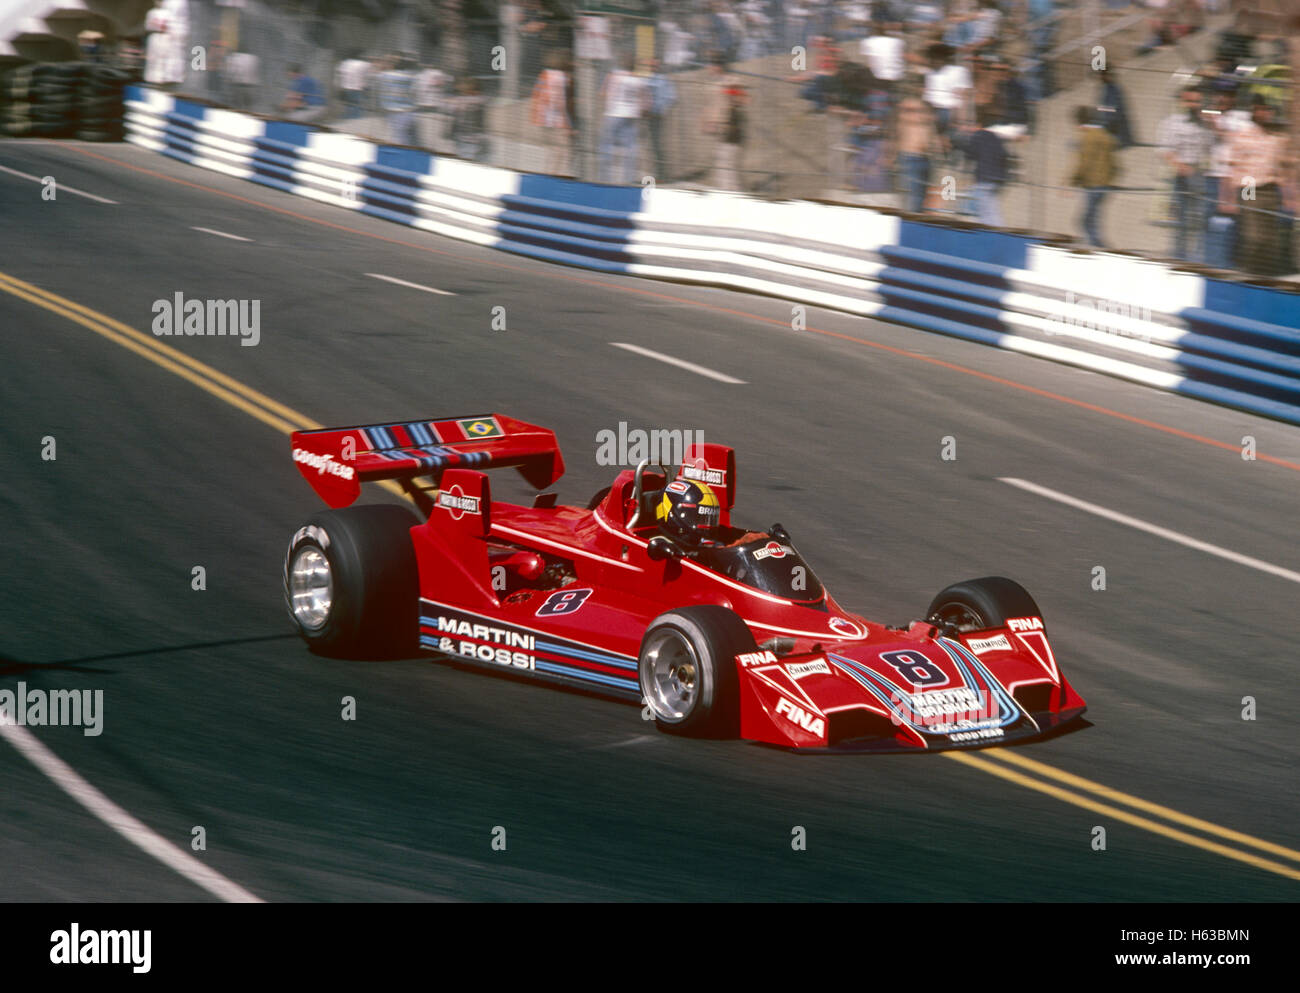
[1,62,128,141]
[77,65,131,141]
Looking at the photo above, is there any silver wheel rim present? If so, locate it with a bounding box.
[289,546,333,632]
[641,628,701,723]
[933,601,986,633]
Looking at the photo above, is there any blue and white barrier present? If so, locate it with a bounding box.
[125,87,1300,427]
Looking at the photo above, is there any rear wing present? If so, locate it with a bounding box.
[291,413,564,508]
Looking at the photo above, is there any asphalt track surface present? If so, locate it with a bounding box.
[2,138,1299,902]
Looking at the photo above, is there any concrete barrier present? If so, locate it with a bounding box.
[125,86,1300,427]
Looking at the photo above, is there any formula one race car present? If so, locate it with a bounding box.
[285,414,1086,751]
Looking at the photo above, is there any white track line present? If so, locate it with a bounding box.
[365,272,455,295]
[0,163,118,203]
[1000,477,1300,585]
[0,721,263,902]
[609,342,746,384]
[191,226,253,242]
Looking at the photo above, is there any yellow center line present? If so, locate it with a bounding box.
[3,268,1294,882]
[984,748,1300,864]
[946,752,1300,881]
[0,270,407,500]
[0,270,319,430]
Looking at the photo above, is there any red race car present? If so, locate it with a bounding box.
[285,413,1086,751]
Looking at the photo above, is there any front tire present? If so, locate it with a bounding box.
[925,576,1043,633]
[284,504,421,658]
[638,606,756,737]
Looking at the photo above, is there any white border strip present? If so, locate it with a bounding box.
[0,721,264,902]
[1000,477,1300,585]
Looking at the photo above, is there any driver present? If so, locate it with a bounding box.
[655,479,722,550]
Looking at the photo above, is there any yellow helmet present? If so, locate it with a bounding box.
[656,479,721,545]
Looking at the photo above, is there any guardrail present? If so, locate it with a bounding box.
[125,85,1300,428]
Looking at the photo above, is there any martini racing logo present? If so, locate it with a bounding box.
[752,542,791,561]
[437,486,481,519]
[431,613,535,669]
[680,459,726,487]
[293,448,356,480]
[888,687,995,731]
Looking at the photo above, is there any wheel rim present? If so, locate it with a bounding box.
[288,546,333,632]
[932,600,987,634]
[641,628,701,723]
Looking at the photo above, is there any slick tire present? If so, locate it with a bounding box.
[284,504,421,658]
[925,576,1043,634]
[639,606,755,737]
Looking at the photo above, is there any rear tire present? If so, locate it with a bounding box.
[284,504,421,658]
[925,576,1042,633]
[638,606,755,737]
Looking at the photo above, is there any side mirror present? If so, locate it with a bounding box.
[647,536,683,561]
[769,522,790,542]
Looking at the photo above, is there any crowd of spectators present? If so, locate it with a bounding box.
[136,0,1293,275]
[1143,11,1295,275]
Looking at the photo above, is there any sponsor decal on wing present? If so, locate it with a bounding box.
[785,658,832,679]
[436,484,481,519]
[681,459,726,487]
[965,633,1012,655]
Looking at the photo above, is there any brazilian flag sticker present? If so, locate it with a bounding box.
[458,417,503,439]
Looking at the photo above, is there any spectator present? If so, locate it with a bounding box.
[1156,86,1214,261]
[661,15,695,70]
[643,57,677,183]
[530,50,573,176]
[377,54,417,146]
[224,51,260,111]
[1095,67,1135,150]
[894,88,938,212]
[977,56,1030,139]
[954,107,1009,226]
[280,65,327,123]
[710,0,743,65]
[786,1,811,52]
[1137,0,1206,56]
[1203,91,1249,268]
[599,53,647,184]
[739,0,773,59]
[965,0,1003,55]
[1223,98,1288,275]
[861,19,905,92]
[517,0,550,83]
[1070,105,1118,249]
[797,36,841,112]
[923,43,971,148]
[143,0,188,91]
[336,52,372,121]
[416,64,451,152]
[449,76,489,162]
[714,77,748,189]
